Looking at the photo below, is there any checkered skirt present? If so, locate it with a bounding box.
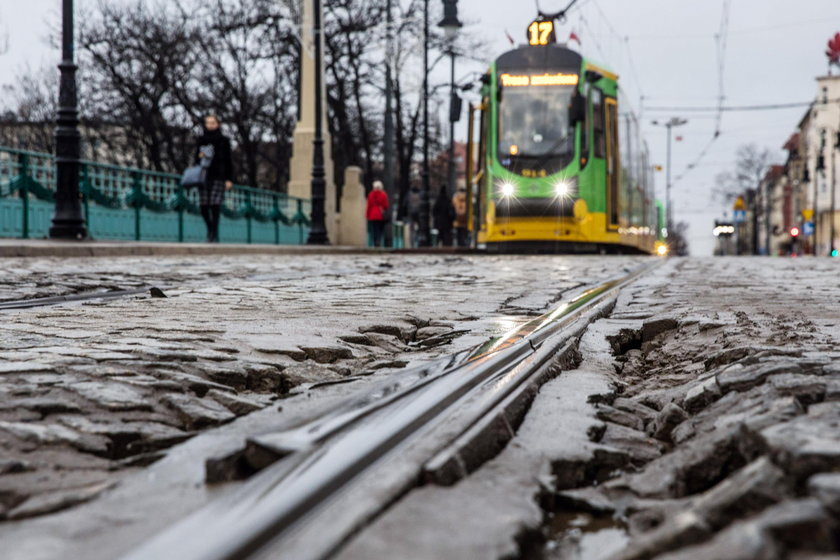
[199,180,225,206]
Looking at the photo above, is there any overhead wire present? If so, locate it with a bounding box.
[645,99,836,112]
[714,0,731,136]
[671,0,732,189]
[592,0,645,118]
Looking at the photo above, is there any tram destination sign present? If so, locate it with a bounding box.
[499,72,579,87]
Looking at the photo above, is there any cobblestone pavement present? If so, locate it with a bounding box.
[576,257,840,559]
[337,257,840,560]
[0,254,643,523]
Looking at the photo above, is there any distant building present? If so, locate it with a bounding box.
[755,165,785,256]
[805,74,840,255]
[727,73,839,257]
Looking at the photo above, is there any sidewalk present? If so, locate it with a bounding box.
[0,239,378,258]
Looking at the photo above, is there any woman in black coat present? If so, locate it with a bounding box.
[195,114,234,242]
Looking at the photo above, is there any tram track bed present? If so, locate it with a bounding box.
[0,253,644,559]
[4,256,838,560]
[339,258,840,560]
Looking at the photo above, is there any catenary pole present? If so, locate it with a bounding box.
[417,0,432,246]
[307,0,329,244]
[831,136,837,255]
[383,0,395,246]
[447,48,456,197]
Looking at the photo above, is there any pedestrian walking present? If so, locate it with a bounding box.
[433,186,455,247]
[452,186,468,246]
[195,114,234,243]
[366,180,389,247]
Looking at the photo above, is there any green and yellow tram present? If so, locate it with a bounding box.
[466,17,666,255]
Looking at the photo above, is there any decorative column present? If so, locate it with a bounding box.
[289,0,336,239]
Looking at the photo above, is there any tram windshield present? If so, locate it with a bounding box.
[497,76,575,160]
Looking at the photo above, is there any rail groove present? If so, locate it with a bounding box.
[122,262,660,560]
[0,288,153,310]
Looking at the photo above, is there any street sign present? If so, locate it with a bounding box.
[733,196,746,211]
[733,210,746,224]
[802,209,814,221]
[803,221,815,237]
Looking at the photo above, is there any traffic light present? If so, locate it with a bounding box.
[789,226,800,238]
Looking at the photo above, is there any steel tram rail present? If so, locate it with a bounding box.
[0,288,153,310]
[123,261,660,560]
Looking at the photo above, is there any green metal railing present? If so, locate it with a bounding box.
[0,146,311,244]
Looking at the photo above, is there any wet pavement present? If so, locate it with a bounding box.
[6,255,838,560]
[0,254,642,527]
[340,257,840,560]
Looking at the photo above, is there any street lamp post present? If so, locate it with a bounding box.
[830,129,838,256]
[416,0,432,247]
[50,0,87,240]
[383,0,395,245]
[306,0,329,245]
[438,0,462,198]
[652,117,687,235]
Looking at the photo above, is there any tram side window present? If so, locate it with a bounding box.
[593,88,605,159]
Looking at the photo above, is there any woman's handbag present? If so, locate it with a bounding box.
[180,144,215,189]
[180,165,206,189]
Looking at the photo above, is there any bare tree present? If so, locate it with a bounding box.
[187,0,299,188]
[2,0,481,200]
[78,0,201,171]
[0,67,57,152]
[714,143,776,203]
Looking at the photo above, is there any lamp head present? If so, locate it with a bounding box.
[438,0,463,40]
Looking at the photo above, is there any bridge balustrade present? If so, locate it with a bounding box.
[0,146,311,244]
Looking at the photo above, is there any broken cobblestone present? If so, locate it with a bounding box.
[0,253,639,529]
[161,394,236,430]
[541,260,840,559]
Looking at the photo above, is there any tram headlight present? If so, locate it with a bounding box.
[500,182,515,198]
[554,180,571,197]
[553,177,577,198]
[657,244,669,256]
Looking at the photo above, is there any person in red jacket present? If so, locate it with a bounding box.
[366,180,389,247]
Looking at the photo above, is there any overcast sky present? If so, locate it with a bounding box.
[2,0,840,255]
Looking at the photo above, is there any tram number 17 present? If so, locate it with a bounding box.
[528,20,554,46]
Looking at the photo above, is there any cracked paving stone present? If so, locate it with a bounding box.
[759,402,840,482]
[0,361,55,374]
[205,389,269,415]
[0,421,109,455]
[70,382,152,412]
[54,415,192,457]
[6,480,116,521]
[161,393,236,430]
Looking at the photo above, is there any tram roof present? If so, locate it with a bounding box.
[495,44,617,82]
